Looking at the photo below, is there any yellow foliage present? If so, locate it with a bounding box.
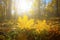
[17,15,34,30]
[25,19,34,29]
[34,20,50,33]
[17,15,50,33]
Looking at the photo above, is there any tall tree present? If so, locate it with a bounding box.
[0,0,12,22]
[45,0,57,18]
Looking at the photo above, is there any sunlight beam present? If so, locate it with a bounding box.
[14,0,34,15]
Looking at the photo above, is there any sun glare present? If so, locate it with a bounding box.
[14,0,34,14]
